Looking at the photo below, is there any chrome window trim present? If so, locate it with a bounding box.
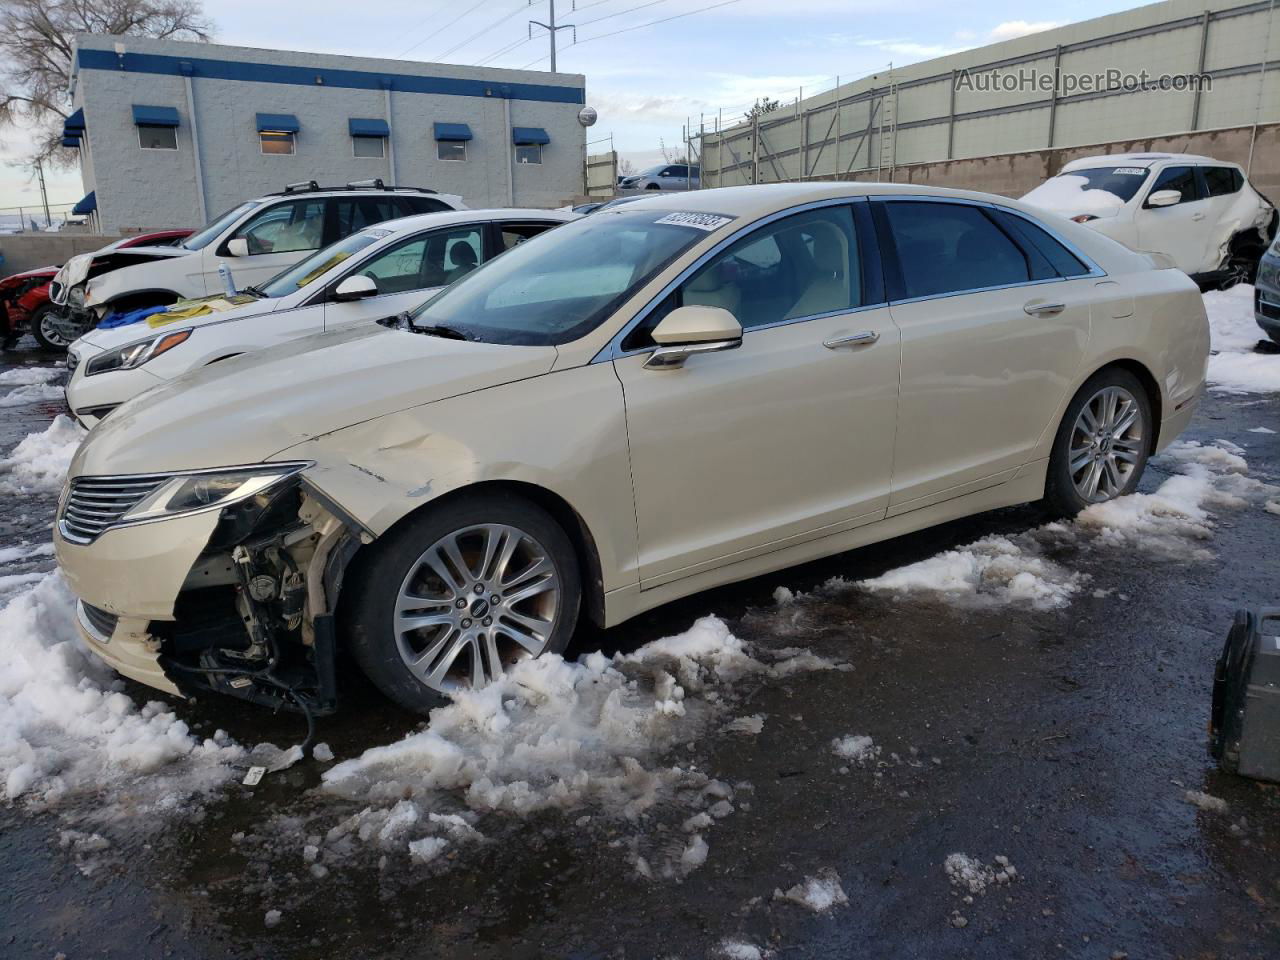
[591,193,1107,363]
[592,196,879,364]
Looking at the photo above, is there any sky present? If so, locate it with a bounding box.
[1,0,1144,218]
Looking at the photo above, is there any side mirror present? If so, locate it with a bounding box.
[1146,189,1182,208]
[645,305,742,370]
[333,274,378,302]
[226,237,250,257]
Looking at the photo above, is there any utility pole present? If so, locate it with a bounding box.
[34,160,51,228]
[529,0,574,73]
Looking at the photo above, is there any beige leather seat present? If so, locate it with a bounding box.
[684,262,742,318]
[789,223,852,317]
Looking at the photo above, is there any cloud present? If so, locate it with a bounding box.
[988,20,1064,42]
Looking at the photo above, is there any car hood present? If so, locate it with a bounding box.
[76,294,277,351]
[70,323,559,477]
[56,246,189,289]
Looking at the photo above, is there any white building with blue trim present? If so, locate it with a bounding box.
[62,34,589,233]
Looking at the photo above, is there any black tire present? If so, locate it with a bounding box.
[644,183,661,190]
[343,491,582,714]
[1043,367,1153,517]
[30,304,70,352]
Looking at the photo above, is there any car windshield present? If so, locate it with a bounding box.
[182,201,262,251]
[1023,167,1151,211]
[258,230,388,298]
[406,207,717,345]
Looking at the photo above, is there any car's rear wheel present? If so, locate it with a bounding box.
[30,304,70,352]
[1043,368,1152,516]
[345,492,581,713]
[645,183,661,190]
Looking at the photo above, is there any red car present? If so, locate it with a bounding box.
[1,229,191,351]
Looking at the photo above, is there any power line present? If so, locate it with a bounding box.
[575,0,672,28]
[435,1,531,62]
[476,35,534,66]
[520,0,743,67]
[397,0,489,58]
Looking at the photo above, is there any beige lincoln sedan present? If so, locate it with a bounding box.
[54,183,1209,714]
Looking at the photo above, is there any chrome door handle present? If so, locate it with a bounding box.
[1023,301,1066,317]
[823,330,879,349]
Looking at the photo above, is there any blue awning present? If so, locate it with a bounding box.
[132,104,180,127]
[72,191,97,215]
[64,108,85,132]
[61,137,81,149]
[348,117,389,137]
[512,126,550,145]
[434,122,473,142]
[256,112,299,133]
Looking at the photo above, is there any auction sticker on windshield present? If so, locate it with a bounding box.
[654,212,735,232]
[1112,168,1147,176]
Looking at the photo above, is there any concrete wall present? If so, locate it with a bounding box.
[816,122,1280,199]
[0,235,120,277]
[71,35,587,233]
[703,0,1280,186]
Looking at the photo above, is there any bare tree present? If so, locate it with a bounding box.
[1,0,213,163]
[618,157,637,177]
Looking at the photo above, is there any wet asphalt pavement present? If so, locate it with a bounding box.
[1,342,1278,960]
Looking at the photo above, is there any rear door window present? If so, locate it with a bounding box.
[882,201,1030,299]
[499,221,558,252]
[994,211,1092,278]
[1203,166,1243,197]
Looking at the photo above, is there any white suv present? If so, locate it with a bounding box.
[64,208,574,427]
[48,181,466,347]
[1022,153,1276,288]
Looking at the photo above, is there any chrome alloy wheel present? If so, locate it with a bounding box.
[1069,385,1145,503]
[393,523,561,693]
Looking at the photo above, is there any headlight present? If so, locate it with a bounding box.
[84,329,192,376]
[69,285,85,306]
[122,464,310,523]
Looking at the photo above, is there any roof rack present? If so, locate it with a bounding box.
[269,182,439,196]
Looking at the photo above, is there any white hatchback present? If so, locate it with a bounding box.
[1022,153,1276,287]
[64,208,575,427]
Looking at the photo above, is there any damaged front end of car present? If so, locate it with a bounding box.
[58,465,370,717]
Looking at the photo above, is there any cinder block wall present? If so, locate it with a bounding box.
[72,35,588,233]
[0,235,121,276]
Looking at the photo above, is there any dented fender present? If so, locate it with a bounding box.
[271,362,641,595]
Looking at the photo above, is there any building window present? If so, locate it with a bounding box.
[261,131,296,156]
[515,143,542,165]
[437,140,466,162]
[138,124,177,150]
[353,135,385,159]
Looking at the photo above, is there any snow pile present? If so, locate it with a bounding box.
[0,415,84,495]
[831,734,879,764]
[1184,789,1229,814]
[774,868,849,912]
[0,542,55,564]
[324,617,839,822]
[1203,284,1280,394]
[945,853,1016,894]
[855,533,1083,609]
[0,366,62,386]
[1022,174,1126,216]
[844,440,1271,608]
[0,572,244,809]
[0,382,64,407]
[722,714,766,735]
[717,941,769,960]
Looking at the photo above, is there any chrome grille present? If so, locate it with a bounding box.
[59,474,169,543]
[79,601,119,640]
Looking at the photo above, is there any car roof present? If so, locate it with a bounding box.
[1060,153,1229,171]
[355,207,577,237]
[591,182,1070,221]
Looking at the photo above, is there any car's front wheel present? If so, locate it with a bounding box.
[1043,368,1152,516]
[345,492,581,713]
[30,304,71,352]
